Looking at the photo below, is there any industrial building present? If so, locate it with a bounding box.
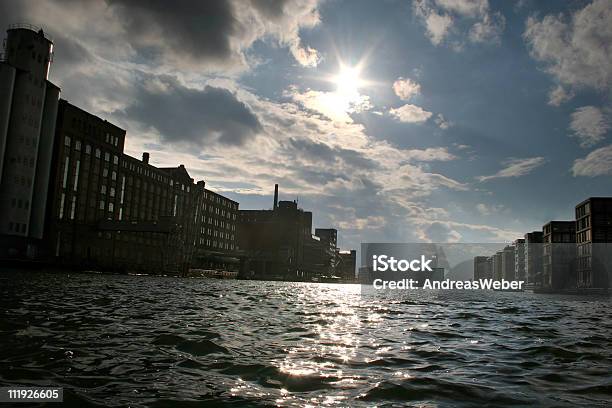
[0,25,60,255]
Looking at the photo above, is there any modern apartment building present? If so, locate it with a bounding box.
[513,238,525,281]
[524,231,543,286]
[576,197,612,289]
[542,221,576,290]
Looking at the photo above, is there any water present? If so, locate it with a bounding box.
[1,271,611,407]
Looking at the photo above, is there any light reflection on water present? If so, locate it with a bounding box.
[0,271,611,407]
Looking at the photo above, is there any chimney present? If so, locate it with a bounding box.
[142,152,149,164]
[273,184,279,210]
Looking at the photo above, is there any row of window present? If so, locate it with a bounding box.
[10,198,30,210]
[7,222,27,233]
[198,238,235,250]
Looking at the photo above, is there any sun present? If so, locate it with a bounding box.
[334,65,362,98]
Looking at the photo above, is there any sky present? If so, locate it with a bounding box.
[2,0,611,250]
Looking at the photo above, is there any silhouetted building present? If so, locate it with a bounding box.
[492,250,503,281]
[41,99,238,274]
[513,238,525,280]
[192,187,239,271]
[501,245,515,280]
[474,256,492,280]
[542,221,576,290]
[576,197,612,289]
[238,186,313,280]
[336,249,356,281]
[0,25,60,257]
[524,231,543,286]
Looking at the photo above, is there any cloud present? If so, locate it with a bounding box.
[476,203,504,216]
[393,77,421,101]
[569,106,610,148]
[547,85,575,107]
[477,157,546,182]
[119,76,262,146]
[4,0,322,73]
[389,104,433,123]
[286,86,373,123]
[524,0,612,94]
[572,144,612,177]
[417,221,462,243]
[413,0,505,47]
[434,113,452,129]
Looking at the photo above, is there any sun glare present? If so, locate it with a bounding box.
[334,65,362,98]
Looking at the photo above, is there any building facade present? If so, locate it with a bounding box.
[524,231,543,286]
[501,245,515,281]
[542,221,576,290]
[576,197,612,289]
[513,238,525,281]
[474,256,492,280]
[46,100,238,274]
[0,25,60,256]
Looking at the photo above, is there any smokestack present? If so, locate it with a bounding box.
[274,184,279,210]
[142,152,150,164]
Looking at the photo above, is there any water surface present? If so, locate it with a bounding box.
[1,271,611,406]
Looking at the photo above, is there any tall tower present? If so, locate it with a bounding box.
[0,24,60,240]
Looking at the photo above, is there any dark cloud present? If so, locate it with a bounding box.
[122,76,262,146]
[286,138,378,169]
[106,0,238,65]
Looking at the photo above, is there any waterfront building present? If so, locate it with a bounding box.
[575,197,612,289]
[501,245,515,281]
[238,184,354,281]
[524,231,543,286]
[336,250,357,281]
[43,100,238,273]
[0,25,60,257]
[238,185,314,280]
[492,250,503,281]
[513,238,525,281]
[473,256,492,280]
[542,221,576,290]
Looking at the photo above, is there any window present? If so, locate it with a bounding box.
[108,202,114,212]
[99,200,105,210]
[73,160,80,192]
[110,187,115,197]
[104,152,110,162]
[103,168,108,178]
[62,158,70,189]
[113,155,119,165]
[70,196,76,220]
[95,148,101,158]
[75,140,81,151]
[101,185,107,194]
[64,136,71,147]
[59,193,66,219]
[111,171,116,181]
[85,144,91,154]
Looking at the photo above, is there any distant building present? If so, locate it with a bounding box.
[524,231,543,286]
[501,245,515,280]
[473,256,492,280]
[542,221,576,290]
[336,250,356,281]
[315,228,337,252]
[492,250,503,281]
[238,185,314,280]
[238,185,354,281]
[0,25,60,256]
[513,238,525,280]
[576,197,612,289]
